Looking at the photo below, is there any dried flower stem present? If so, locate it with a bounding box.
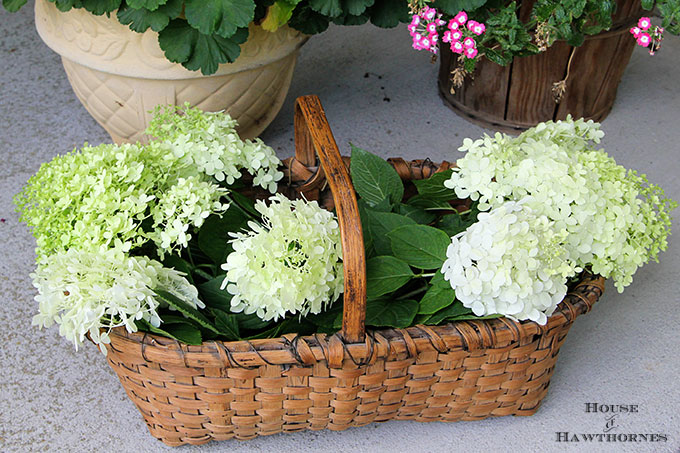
[552,47,576,104]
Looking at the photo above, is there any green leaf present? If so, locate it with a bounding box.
[197,276,232,311]
[287,5,330,34]
[641,0,653,9]
[397,203,436,224]
[357,200,375,256]
[136,318,203,345]
[365,298,418,328]
[447,313,504,322]
[309,0,341,16]
[350,145,404,206]
[407,195,455,211]
[162,254,194,284]
[366,210,415,255]
[80,0,121,15]
[431,0,486,16]
[53,0,77,11]
[306,302,343,330]
[418,284,456,315]
[332,12,369,25]
[366,256,414,300]
[117,0,182,32]
[2,0,27,12]
[369,0,409,27]
[198,209,249,264]
[184,0,255,38]
[230,190,260,218]
[213,309,241,340]
[412,169,455,201]
[387,225,450,269]
[427,302,473,325]
[343,0,374,16]
[155,289,220,334]
[437,212,474,237]
[234,311,274,331]
[159,20,248,74]
[261,1,298,31]
[126,0,167,10]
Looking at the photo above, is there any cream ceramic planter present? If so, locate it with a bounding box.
[34,0,308,143]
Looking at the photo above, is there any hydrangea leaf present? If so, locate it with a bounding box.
[366,256,414,300]
[198,276,233,311]
[397,203,436,224]
[184,0,255,38]
[117,0,183,32]
[2,0,27,12]
[426,302,474,325]
[413,169,455,201]
[365,298,418,328]
[198,209,249,264]
[350,145,404,207]
[436,212,475,237]
[213,309,241,340]
[155,289,221,334]
[366,210,415,256]
[406,195,456,211]
[137,318,203,345]
[158,20,249,74]
[418,284,456,315]
[387,225,450,269]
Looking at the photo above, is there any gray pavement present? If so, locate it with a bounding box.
[1,2,679,452]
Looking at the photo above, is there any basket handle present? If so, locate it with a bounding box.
[294,95,367,343]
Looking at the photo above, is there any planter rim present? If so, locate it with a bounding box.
[34,0,308,80]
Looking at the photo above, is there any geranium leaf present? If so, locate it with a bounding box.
[350,145,404,207]
[117,0,182,32]
[387,225,450,269]
[80,0,121,15]
[184,0,255,38]
[155,289,220,334]
[431,0,486,16]
[159,20,248,74]
[126,0,168,10]
[261,1,298,31]
[368,0,409,28]
[309,0,341,17]
[343,0,374,16]
[365,298,418,328]
[2,0,27,12]
[331,12,369,25]
[288,5,330,34]
[366,256,414,299]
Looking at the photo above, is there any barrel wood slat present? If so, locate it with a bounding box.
[105,95,605,446]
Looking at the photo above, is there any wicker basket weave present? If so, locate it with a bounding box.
[104,95,605,446]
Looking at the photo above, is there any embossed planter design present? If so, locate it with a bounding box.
[34,0,308,143]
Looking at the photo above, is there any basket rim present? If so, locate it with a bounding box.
[106,274,604,369]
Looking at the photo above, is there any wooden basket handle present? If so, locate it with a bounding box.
[294,95,367,343]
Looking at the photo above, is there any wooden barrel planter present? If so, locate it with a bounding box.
[438,0,644,133]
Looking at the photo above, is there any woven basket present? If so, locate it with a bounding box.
[104,95,605,446]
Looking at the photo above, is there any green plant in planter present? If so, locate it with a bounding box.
[407,0,680,88]
[15,105,674,350]
[2,0,411,74]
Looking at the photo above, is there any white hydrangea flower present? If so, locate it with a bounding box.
[221,194,344,322]
[31,247,203,353]
[147,103,284,193]
[441,201,578,325]
[444,117,674,291]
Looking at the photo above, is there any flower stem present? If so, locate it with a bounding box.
[397,286,428,300]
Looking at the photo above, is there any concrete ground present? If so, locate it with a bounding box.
[1,2,679,452]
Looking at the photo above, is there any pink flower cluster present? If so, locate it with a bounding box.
[409,9,485,59]
[630,17,664,55]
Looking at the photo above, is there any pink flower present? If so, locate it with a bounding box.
[464,47,478,59]
[472,22,486,35]
[447,19,459,31]
[410,15,420,26]
[630,26,641,37]
[454,11,468,25]
[451,30,462,41]
[467,20,478,31]
[451,41,464,54]
[408,24,417,33]
[463,37,476,49]
[638,17,651,31]
[637,32,651,47]
[429,31,439,43]
[427,22,437,34]
[436,18,446,26]
[423,6,436,21]
[421,37,431,48]
[442,31,453,43]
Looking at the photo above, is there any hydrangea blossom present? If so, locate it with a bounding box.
[31,247,203,352]
[147,103,283,192]
[221,194,344,322]
[444,117,675,291]
[14,141,228,258]
[441,201,577,325]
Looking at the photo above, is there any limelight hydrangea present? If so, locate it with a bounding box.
[31,247,203,352]
[221,194,344,322]
[147,103,283,193]
[441,201,578,325]
[444,117,675,291]
[14,141,228,258]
